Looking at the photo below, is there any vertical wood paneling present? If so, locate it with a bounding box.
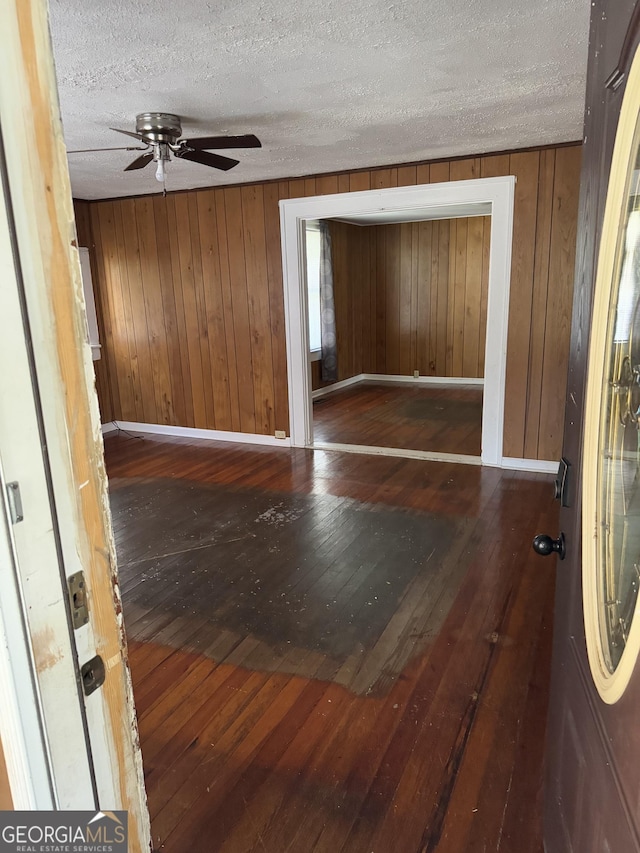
[349,172,371,192]
[435,220,450,375]
[173,194,208,428]
[327,216,491,385]
[288,178,306,199]
[224,187,256,434]
[375,226,386,372]
[134,197,175,424]
[417,221,432,375]
[165,196,196,426]
[81,143,580,458]
[195,190,232,431]
[316,175,339,196]
[452,217,469,375]
[464,216,484,377]
[479,216,491,376]
[502,151,541,457]
[120,199,157,424]
[523,150,556,458]
[537,145,581,460]
[385,224,401,375]
[429,162,450,184]
[241,185,276,435]
[399,223,413,374]
[371,169,398,189]
[106,201,142,420]
[213,190,241,432]
[187,193,217,429]
[397,165,418,186]
[152,196,188,426]
[263,181,290,433]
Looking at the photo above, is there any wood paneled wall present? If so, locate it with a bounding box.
[76,142,581,461]
[322,215,490,387]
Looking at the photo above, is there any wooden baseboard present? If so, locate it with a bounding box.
[100,424,556,472]
[360,373,485,387]
[101,421,292,447]
[500,457,558,474]
[311,374,365,400]
[312,373,484,400]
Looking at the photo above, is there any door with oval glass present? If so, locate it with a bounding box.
[544,2,640,850]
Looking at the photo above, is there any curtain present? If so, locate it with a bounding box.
[319,221,338,381]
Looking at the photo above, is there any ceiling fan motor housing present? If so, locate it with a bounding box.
[135,112,182,144]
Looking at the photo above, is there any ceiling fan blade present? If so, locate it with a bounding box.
[124,151,154,171]
[110,127,147,142]
[68,145,148,153]
[175,148,239,171]
[181,134,262,150]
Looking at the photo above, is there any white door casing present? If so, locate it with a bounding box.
[279,177,515,466]
[0,0,149,846]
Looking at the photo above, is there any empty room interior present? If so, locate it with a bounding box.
[9,0,640,851]
[307,207,491,459]
[72,143,579,850]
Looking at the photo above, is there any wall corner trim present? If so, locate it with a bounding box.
[100,421,292,447]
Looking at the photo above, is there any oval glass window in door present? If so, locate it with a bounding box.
[583,50,640,703]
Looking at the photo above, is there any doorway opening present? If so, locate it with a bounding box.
[280,178,515,466]
[305,209,488,461]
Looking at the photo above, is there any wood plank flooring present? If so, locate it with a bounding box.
[105,432,556,853]
[312,383,483,456]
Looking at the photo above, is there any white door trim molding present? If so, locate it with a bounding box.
[279,177,515,466]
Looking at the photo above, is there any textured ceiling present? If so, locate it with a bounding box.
[48,0,591,201]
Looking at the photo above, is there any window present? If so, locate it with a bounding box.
[306,222,321,355]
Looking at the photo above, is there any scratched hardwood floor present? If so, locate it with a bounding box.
[105,432,556,853]
[312,383,483,456]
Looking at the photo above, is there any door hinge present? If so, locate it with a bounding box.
[6,481,24,524]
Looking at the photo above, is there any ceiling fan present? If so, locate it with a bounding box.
[67,112,261,184]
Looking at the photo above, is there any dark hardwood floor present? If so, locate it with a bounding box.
[105,432,556,853]
[312,383,483,456]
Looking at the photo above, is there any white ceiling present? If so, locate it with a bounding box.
[48,0,591,201]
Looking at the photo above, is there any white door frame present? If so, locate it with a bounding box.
[279,177,516,466]
[0,0,150,843]
[0,134,97,810]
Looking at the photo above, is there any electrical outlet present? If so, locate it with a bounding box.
[413,370,419,378]
[275,430,286,439]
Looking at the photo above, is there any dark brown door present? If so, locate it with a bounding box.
[544,2,640,851]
